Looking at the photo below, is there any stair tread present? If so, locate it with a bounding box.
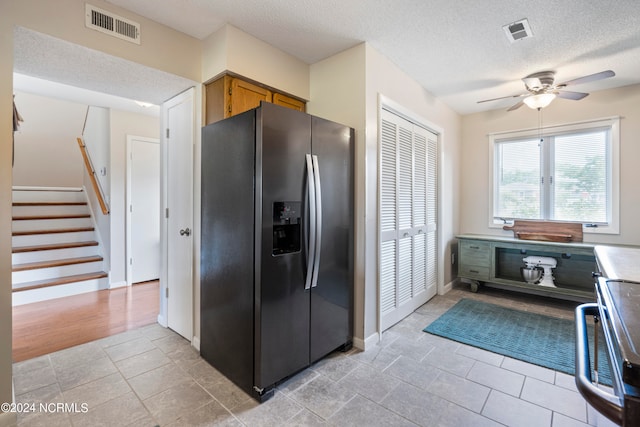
[13,255,104,272]
[13,271,108,292]
[12,227,94,236]
[13,202,87,206]
[13,241,99,253]
[13,214,91,220]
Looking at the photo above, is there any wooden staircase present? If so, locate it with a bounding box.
[12,188,108,306]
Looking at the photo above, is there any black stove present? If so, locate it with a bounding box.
[575,278,640,426]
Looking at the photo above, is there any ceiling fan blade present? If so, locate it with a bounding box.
[558,70,615,87]
[507,100,525,111]
[555,90,589,100]
[477,93,528,103]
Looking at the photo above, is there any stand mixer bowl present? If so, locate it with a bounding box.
[521,266,543,284]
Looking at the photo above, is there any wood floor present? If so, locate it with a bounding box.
[12,280,159,362]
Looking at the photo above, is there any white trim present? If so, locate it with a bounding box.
[440,279,454,295]
[379,95,445,136]
[488,116,620,235]
[191,336,200,351]
[157,313,167,328]
[81,184,108,277]
[353,332,381,351]
[109,280,127,289]
[160,86,196,341]
[377,94,444,334]
[488,116,621,138]
[125,135,160,286]
[11,186,83,192]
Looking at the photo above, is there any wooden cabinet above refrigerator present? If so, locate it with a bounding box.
[205,74,306,125]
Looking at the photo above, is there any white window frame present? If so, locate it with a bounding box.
[488,116,620,235]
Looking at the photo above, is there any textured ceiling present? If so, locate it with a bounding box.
[13,27,195,110]
[13,1,640,115]
[104,0,640,114]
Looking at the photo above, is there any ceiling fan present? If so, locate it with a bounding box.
[478,70,615,111]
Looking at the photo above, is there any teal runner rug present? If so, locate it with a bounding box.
[424,298,611,386]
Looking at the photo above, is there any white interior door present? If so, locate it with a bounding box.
[161,88,194,340]
[379,108,438,331]
[126,136,160,285]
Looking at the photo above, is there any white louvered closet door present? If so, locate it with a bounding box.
[380,108,438,331]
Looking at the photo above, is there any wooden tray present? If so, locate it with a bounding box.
[503,220,583,243]
[515,232,573,242]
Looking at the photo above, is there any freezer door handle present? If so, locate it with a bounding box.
[305,154,317,290]
[311,155,322,288]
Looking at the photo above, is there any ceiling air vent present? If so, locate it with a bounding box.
[85,4,140,44]
[503,18,533,43]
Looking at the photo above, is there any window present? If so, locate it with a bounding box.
[490,117,619,234]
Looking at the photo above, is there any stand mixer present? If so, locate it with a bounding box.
[521,256,557,287]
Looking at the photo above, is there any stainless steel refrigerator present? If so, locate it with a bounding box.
[200,101,354,401]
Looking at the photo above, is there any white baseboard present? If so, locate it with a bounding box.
[352,331,381,351]
[352,336,365,350]
[12,186,83,192]
[364,332,381,350]
[157,314,167,328]
[191,336,200,351]
[0,411,17,427]
[439,279,455,295]
[109,280,127,289]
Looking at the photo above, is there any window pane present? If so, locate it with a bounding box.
[496,139,540,219]
[552,131,608,222]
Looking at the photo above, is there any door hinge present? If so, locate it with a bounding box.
[166,128,170,138]
[129,205,132,213]
[165,287,169,298]
[129,258,132,265]
[165,208,169,218]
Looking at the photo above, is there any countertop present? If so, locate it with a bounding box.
[594,245,640,283]
[456,233,596,249]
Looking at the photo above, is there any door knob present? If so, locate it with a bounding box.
[180,228,191,236]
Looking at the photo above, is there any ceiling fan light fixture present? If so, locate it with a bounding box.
[523,93,556,109]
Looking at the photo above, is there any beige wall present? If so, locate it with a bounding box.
[202,24,310,99]
[363,45,462,342]
[109,110,160,287]
[309,44,367,346]
[460,83,640,246]
[0,8,14,426]
[6,0,201,82]
[194,25,310,343]
[310,43,463,346]
[12,91,86,188]
[1,2,200,420]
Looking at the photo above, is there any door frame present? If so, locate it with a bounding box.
[158,86,199,344]
[125,135,160,286]
[377,94,444,334]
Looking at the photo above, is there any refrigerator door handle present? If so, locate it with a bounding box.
[311,155,322,288]
[305,154,316,290]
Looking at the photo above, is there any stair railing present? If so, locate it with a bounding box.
[77,136,109,215]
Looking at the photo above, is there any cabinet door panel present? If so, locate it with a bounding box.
[273,93,305,112]
[230,79,272,116]
[460,241,491,264]
[459,265,490,281]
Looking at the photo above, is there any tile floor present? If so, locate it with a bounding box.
[12,283,617,426]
